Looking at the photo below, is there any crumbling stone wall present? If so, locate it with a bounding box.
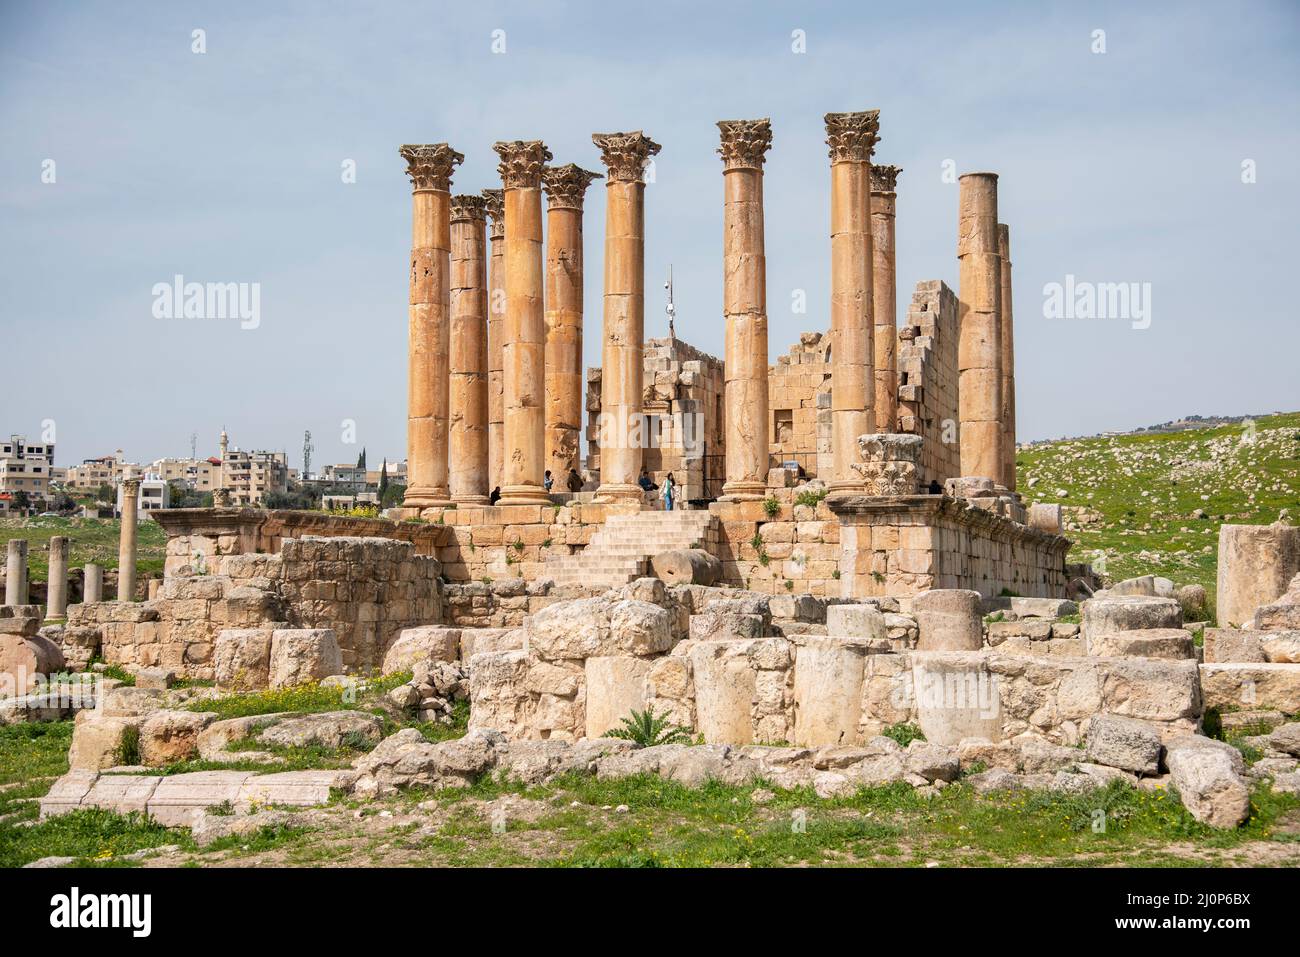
[468,587,1202,749]
[834,496,1069,599]
[897,280,961,488]
[67,536,444,679]
[585,337,726,501]
[767,331,833,478]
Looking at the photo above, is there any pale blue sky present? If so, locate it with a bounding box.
[2,1,1298,470]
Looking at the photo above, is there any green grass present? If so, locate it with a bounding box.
[1019,412,1300,605]
[0,515,168,582]
[345,773,1300,868]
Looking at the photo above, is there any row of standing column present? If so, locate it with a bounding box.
[399,123,1014,506]
[5,537,111,615]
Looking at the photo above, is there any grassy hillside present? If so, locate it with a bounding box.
[0,516,167,582]
[1018,411,1300,608]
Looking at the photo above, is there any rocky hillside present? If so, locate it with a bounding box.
[1018,412,1300,612]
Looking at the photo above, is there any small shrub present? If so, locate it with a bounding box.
[749,532,764,550]
[784,579,794,591]
[794,488,828,509]
[831,569,841,580]
[762,497,781,519]
[605,706,692,748]
[881,722,925,747]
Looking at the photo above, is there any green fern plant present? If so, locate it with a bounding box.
[604,706,692,748]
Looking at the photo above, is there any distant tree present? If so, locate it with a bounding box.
[12,490,31,512]
[356,447,367,470]
[51,490,77,514]
[381,482,405,509]
[378,459,389,499]
[264,489,318,511]
[95,483,116,504]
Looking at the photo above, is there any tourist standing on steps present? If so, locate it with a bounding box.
[661,473,675,511]
[566,468,584,492]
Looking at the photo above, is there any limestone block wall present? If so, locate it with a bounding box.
[767,331,833,477]
[708,495,842,597]
[66,576,284,678]
[585,337,726,502]
[832,496,1069,600]
[442,578,570,628]
[467,591,1202,748]
[896,281,961,488]
[154,508,448,579]
[221,537,443,671]
[68,536,444,678]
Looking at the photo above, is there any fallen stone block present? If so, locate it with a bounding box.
[1165,735,1250,829]
[213,628,275,691]
[1081,595,1182,650]
[269,629,343,689]
[381,626,460,675]
[139,709,218,766]
[1087,628,1195,659]
[1085,714,1162,775]
[1200,662,1300,714]
[825,604,887,641]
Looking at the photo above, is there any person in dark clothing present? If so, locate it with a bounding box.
[544,470,554,492]
[637,467,657,492]
[928,479,942,495]
[489,486,501,505]
[566,468,584,492]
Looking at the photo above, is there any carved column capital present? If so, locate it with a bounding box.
[493,140,552,189]
[482,188,505,238]
[592,131,661,183]
[716,118,773,171]
[824,111,881,164]
[399,143,464,191]
[450,194,488,223]
[542,163,603,210]
[871,163,902,193]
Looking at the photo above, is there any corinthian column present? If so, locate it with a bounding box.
[717,118,773,502]
[957,172,1004,483]
[493,140,552,506]
[871,163,901,434]
[542,164,602,480]
[118,476,140,601]
[483,189,506,494]
[449,195,490,505]
[824,111,879,496]
[399,143,463,510]
[998,223,1017,491]
[593,132,660,502]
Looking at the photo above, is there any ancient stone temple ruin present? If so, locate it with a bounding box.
[11,110,1298,835]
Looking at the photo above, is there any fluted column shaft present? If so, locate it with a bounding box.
[494,140,553,506]
[718,119,773,501]
[543,165,601,480]
[449,196,490,504]
[118,478,139,601]
[871,165,901,434]
[825,111,880,494]
[592,132,659,502]
[957,172,1004,483]
[998,223,1017,491]
[484,189,505,494]
[400,144,463,510]
[46,535,69,619]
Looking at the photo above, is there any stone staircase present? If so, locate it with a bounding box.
[544,510,717,590]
